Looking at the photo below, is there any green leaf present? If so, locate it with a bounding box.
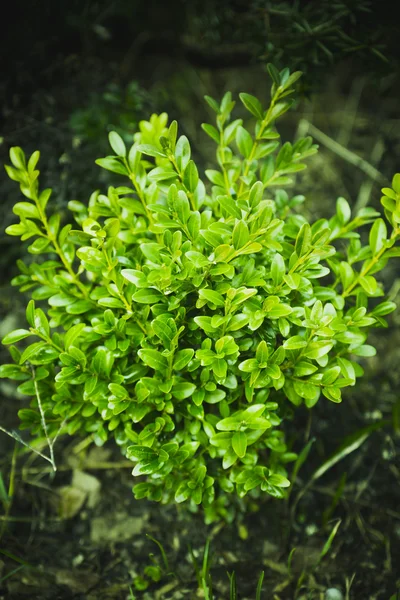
[227,314,249,331]
[271,253,285,285]
[173,349,195,371]
[217,195,242,219]
[138,349,168,371]
[13,202,40,220]
[270,101,293,121]
[66,300,94,315]
[175,190,190,224]
[109,131,126,157]
[201,123,220,144]
[92,348,114,378]
[221,449,238,470]
[267,303,292,319]
[236,126,253,158]
[210,432,232,449]
[268,474,290,488]
[321,366,341,385]
[28,237,51,254]
[95,157,128,175]
[239,93,264,120]
[322,387,342,403]
[281,70,302,90]
[76,246,105,268]
[295,223,312,257]
[303,341,333,360]
[371,301,396,316]
[392,173,400,193]
[175,135,191,171]
[212,358,227,379]
[34,308,50,336]
[267,63,281,85]
[152,318,176,348]
[186,251,209,268]
[351,344,376,357]
[187,212,201,240]
[231,431,247,458]
[48,292,77,307]
[284,273,301,289]
[359,275,377,295]
[369,218,387,255]
[199,288,225,307]
[148,166,177,182]
[283,335,307,350]
[204,95,220,113]
[232,220,249,250]
[136,144,166,158]
[249,181,263,208]
[10,147,26,170]
[238,358,259,372]
[336,197,351,225]
[19,341,47,364]
[118,198,146,214]
[132,289,163,304]
[172,382,196,400]
[128,445,158,461]
[26,300,35,327]
[5,223,27,236]
[98,297,125,309]
[335,331,366,346]
[2,329,32,345]
[256,340,269,365]
[0,364,30,381]
[183,160,199,193]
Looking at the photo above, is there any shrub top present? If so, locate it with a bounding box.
[2,66,400,524]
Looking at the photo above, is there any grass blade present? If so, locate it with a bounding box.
[0,472,9,506]
[202,537,214,599]
[287,548,296,579]
[0,564,25,585]
[311,421,387,482]
[292,437,316,484]
[316,519,341,565]
[188,543,201,588]
[145,534,169,572]
[0,548,32,566]
[128,586,137,600]
[322,472,347,525]
[255,570,265,599]
[227,570,237,600]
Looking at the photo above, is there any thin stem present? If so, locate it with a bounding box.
[0,444,18,540]
[219,129,232,197]
[342,228,400,297]
[237,91,280,198]
[169,155,197,210]
[31,366,57,471]
[298,120,387,185]
[124,158,163,243]
[0,426,54,466]
[30,184,89,299]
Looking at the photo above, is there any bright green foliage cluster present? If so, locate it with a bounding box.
[2,66,400,525]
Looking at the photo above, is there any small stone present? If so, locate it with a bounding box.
[325,588,344,600]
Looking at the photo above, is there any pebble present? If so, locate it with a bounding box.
[325,588,344,600]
